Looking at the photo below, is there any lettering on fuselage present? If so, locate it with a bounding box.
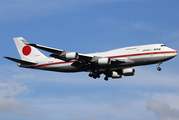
[154,48,161,51]
[143,48,161,52]
[143,49,150,52]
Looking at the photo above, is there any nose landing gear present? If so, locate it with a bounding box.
[157,67,161,71]
[157,62,162,71]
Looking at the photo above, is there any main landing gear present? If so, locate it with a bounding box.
[88,72,100,79]
[157,62,162,71]
[89,71,109,81]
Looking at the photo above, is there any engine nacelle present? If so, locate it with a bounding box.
[122,68,135,76]
[111,71,122,78]
[97,58,111,66]
[65,52,79,60]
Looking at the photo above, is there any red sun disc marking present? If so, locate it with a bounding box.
[22,45,31,56]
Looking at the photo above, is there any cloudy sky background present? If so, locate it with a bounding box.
[1,0,179,120]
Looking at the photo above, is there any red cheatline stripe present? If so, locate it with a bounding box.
[109,51,177,58]
[27,51,178,68]
[27,61,74,68]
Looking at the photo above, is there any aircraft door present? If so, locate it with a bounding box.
[150,49,153,57]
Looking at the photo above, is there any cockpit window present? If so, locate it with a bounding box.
[161,45,166,47]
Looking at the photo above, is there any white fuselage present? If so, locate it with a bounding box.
[21,44,178,72]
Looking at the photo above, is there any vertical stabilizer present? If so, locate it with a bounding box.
[13,37,48,61]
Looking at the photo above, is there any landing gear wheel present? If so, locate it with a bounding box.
[89,71,101,79]
[104,77,108,81]
[157,67,161,71]
[157,62,162,71]
[89,73,93,77]
[97,75,100,78]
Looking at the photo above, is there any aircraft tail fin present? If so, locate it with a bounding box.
[13,37,48,61]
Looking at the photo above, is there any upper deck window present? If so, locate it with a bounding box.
[161,45,166,47]
[126,48,137,50]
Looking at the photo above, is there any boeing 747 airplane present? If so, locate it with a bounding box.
[4,37,178,80]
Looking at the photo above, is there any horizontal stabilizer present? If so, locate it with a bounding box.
[4,57,37,65]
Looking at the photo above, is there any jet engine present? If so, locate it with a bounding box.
[65,52,79,60]
[111,71,122,78]
[97,58,111,66]
[122,68,135,76]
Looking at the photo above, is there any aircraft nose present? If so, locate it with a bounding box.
[174,51,178,56]
[170,47,178,57]
[171,50,178,58]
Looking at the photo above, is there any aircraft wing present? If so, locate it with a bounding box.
[27,43,67,54]
[26,42,128,66]
[27,43,100,61]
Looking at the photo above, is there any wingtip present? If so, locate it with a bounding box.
[28,43,37,46]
